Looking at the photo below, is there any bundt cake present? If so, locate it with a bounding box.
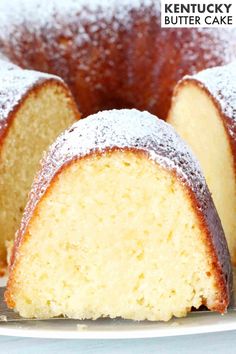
[5,110,232,321]
[0,0,235,320]
[168,61,236,265]
[0,0,236,119]
[0,59,79,274]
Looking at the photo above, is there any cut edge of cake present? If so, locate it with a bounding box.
[168,62,236,265]
[0,60,80,273]
[5,109,232,321]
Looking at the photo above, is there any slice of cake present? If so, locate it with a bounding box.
[5,109,232,321]
[0,59,80,274]
[168,61,236,265]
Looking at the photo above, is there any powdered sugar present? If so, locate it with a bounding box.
[35,109,207,205]
[0,0,157,41]
[177,28,236,74]
[0,0,154,18]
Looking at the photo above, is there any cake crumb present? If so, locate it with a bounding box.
[76,324,88,331]
[0,315,7,322]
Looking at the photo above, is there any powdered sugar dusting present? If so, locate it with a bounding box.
[0,0,157,39]
[0,0,234,66]
[31,109,207,210]
[0,59,62,132]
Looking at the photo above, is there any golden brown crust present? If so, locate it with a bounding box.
[186,186,231,312]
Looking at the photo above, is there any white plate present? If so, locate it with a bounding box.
[0,276,236,339]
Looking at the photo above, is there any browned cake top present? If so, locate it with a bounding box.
[0,0,235,118]
[11,109,232,304]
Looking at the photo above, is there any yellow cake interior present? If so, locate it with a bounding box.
[0,82,78,271]
[168,82,236,265]
[8,151,221,321]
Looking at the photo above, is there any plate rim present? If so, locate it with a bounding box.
[1,312,236,339]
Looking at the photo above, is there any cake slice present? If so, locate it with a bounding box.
[5,109,232,321]
[168,61,236,265]
[0,59,80,274]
